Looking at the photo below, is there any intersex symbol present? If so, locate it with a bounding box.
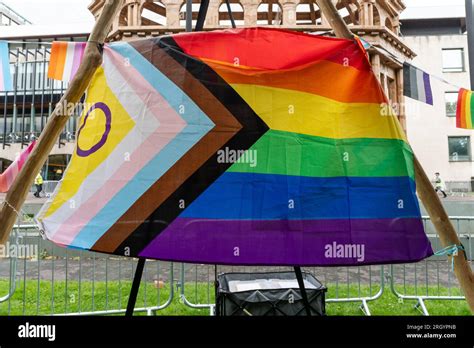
[76,102,112,157]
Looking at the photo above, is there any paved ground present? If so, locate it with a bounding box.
[0,192,47,206]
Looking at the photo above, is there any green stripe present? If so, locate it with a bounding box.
[470,92,474,128]
[227,130,415,179]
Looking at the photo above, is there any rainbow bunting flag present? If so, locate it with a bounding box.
[48,42,86,82]
[0,41,13,91]
[0,141,36,193]
[456,88,474,129]
[36,28,433,266]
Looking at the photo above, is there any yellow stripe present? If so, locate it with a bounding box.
[466,91,473,129]
[43,68,136,218]
[231,84,407,141]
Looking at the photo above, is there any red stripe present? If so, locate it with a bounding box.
[456,88,466,128]
[172,27,370,71]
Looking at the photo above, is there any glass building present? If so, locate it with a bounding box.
[0,7,90,180]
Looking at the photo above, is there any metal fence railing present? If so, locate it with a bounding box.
[178,263,385,316]
[386,217,473,316]
[0,224,174,316]
[0,217,472,316]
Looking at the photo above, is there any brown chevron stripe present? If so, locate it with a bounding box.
[91,42,242,253]
[112,37,269,256]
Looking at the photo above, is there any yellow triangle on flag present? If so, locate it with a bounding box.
[44,67,136,218]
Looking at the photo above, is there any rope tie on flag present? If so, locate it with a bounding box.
[2,199,46,254]
[434,244,467,271]
[1,199,42,239]
[3,200,36,225]
[2,200,22,220]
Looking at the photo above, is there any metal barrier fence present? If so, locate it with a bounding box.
[0,224,175,316]
[0,217,472,316]
[387,217,473,316]
[178,263,385,316]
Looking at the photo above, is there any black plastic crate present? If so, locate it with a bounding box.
[215,271,327,316]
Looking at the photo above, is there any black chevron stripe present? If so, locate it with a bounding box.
[114,36,269,256]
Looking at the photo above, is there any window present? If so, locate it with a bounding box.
[445,92,458,117]
[448,136,471,162]
[442,48,465,72]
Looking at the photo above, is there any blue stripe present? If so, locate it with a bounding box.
[70,43,214,249]
[0,41,12,91]
[108,43,214,128]
[180,172,421,220]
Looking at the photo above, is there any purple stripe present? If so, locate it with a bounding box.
[139,218,433,266]
[423,72,433,105]
[70,43,85,80]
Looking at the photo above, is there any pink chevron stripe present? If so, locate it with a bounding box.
[49,48,187,245]
[0,163,17,192]
[0,141,36,192]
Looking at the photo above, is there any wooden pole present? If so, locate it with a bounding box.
[315,0,474,313]
[315,0,353,39]
[414,157,474,312]
[0,0,124,244]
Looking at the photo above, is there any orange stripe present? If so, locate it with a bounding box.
[205,59,385,104]
[201,58,264,71]
[47,42,61,79]
[48,42,68,80]
[56,42,69,80]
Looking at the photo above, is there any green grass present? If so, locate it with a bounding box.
[0,280,470,316]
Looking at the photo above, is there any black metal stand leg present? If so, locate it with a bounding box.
[195,0,210,32]
[294,266,312,316]
[126,258,146,317]
[225,0,236,28]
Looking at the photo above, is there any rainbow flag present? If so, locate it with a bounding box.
[48,42,86,82]
[36,28,432,266]
[0,142,36,193]
[0,41,13,91]
[456,88,474,129]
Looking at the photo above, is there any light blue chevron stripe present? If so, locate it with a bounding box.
[70,43,214,249]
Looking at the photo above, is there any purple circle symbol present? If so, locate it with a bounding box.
[76,102,112,157]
